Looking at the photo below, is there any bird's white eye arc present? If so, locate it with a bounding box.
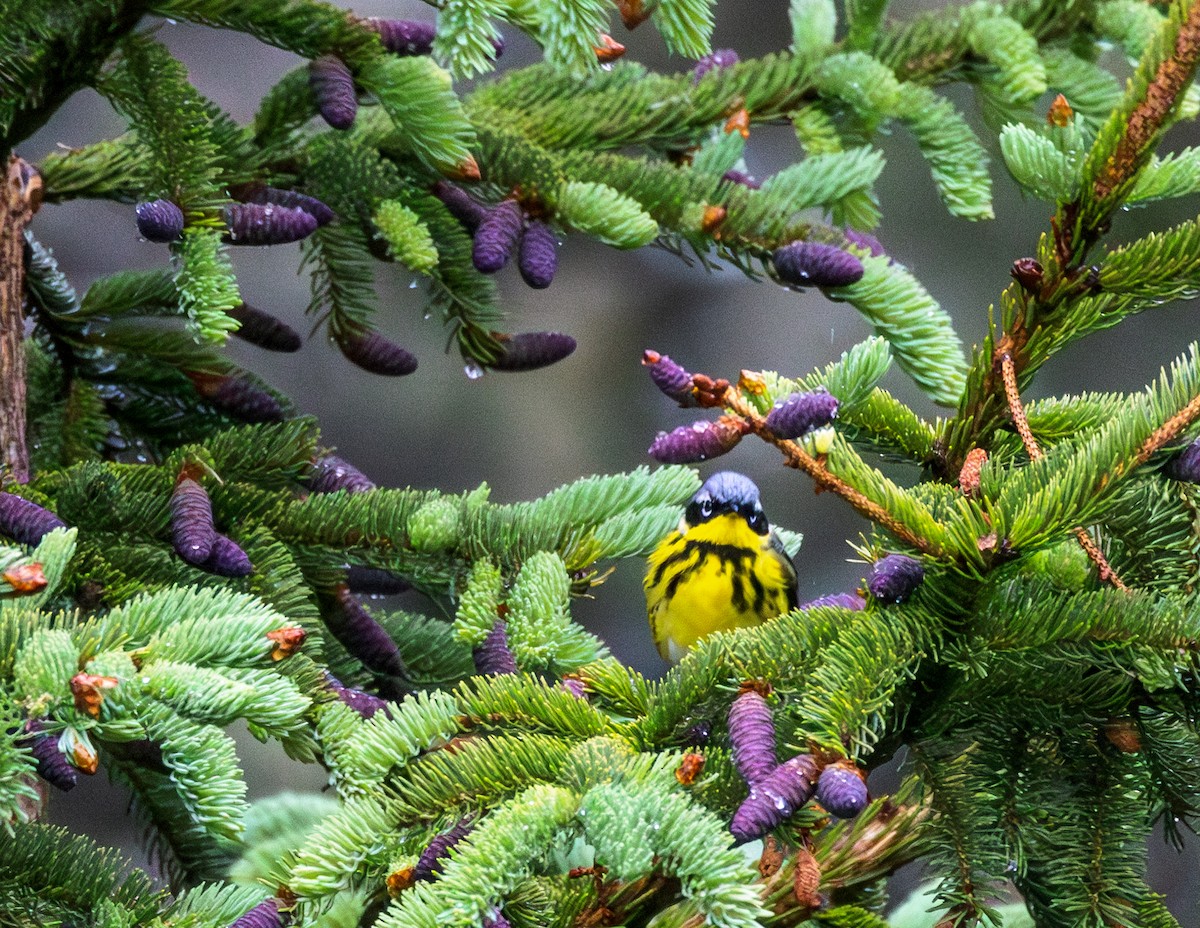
[699,498,714,518]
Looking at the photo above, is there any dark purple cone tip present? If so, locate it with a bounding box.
[473,620,518,675]
[431,181,489,234]
[648,416,745,464]
[323,671,391,719]
[203,534,253,577]
[722,170,761,190]
[231,183,335,227]
[309,455,376,494]
[682,719,712,747]
[799,591,866,611]
[170,476,216,566]
[867,553,925,604]
[224,203,320,246]
[642,350,697,407]
[692,49,739,83]
[203,375,284,423]
[730,754,819,843]
[337,330,419,377]
[765,389,839,440]
[345,565,410,595]
[1166,439,1200,482]
[228,304,303,353]
[843,229,886,258]
[310,55,357,130]
[483,912,511,928]
[561,676,586,699]
[728,689,776,787]
[414,818,474,882]
[517,221,558,289]
[815,763,869,818]
[24,720,77,791]
[488,332,576,372]
[329,585,410,681]
[135,199,185,243]
[0,492,67,546]
[366,18,436,55]
[230,897,290,928]
[472,200,524,273]
[773,241,865,289]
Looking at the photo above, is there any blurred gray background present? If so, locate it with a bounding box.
[25,0,1200,918]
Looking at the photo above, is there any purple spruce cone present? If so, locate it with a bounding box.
[170,477,217,566]
[728,688,776,787]
[730,754,820,843]
[203,534,253,577]
[815,763,869,818]
[228,304,303,353]
[799,591,866,611]
[0,492,67,546]
[337,330,419,377]
[867,553,925,604]
[472,199,524,273]
[1166,439,1200,482]
[431,181,489,234]
[484,912,511,928]
[24,720,77,792]
[843,228,886,258]
[135,199,185,243]
[682,719,712,747]
[309,455,376,494]
[488,332,576,372]
[473,620,518,675]
[231,183,335,227]
[345,565,410,595]
[224,203,319,246]
[323,671,391,719]
[642,350,697,407]
[648,416,745,465]
[414,818,475,882]
[773,241,864,289]
[517,221,558,289]
[765,389,839,440]
[692,49,739,83]
[722,170,761,190]
[328,585,411,683]
[310,55,357,130]
[198,375,284,423]
[366,18,436,55]
[561,676,587,699]
[230,897,291,928]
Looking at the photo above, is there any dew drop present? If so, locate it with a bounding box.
[409,279,419,289]
[464,361,485,380]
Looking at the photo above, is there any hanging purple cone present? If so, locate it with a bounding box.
[23,720,77,791]
[327,585,411,684]
[1166,439,1200,482]
[193,374,284,423]
[648,416,746,464]
[765,390,839,439]
[473,620,518,675]
[692,49,739,83]
[488,332,576,372]
[773,241,864,288]
[729,754,819,843]
[227,304,302,352]
[815,762,869,818]
[337,330,419,376]
[0,493,67,546]
[642,350,697,407]
[867,553,924,604]
[309,455,375,494]
[366,18,437,55]
[472,200,524,273]
[310,55,357,129]
[170,476,216,566]
[135,199,185,243]
[561,676,587,699]
[230,897,291,928]
[224,203,319,246]
[230,183,335,227]
[415,818,475,881]
[203,534,253,577]
[728,687,776,787]
[517,221,558,289]
[323,671,391,718]
[722,170,761,189]
[799,591,866,611]
[431,181,489,234]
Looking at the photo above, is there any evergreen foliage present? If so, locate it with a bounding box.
[6,1,1200,927]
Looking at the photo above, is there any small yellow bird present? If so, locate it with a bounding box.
[645,471,797,662]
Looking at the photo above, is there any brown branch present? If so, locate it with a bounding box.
[0,157,40,484]
[998,354,1128,592]
[723,389,942,556]
[1132,390,1200,469]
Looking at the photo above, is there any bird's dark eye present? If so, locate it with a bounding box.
[747,511,767,534]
